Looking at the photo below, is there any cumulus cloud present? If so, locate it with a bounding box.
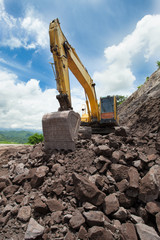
[93,15,160,97]
[0,0,48,49]
[0,69,84,130]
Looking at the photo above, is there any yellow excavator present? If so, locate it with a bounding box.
[42,18,118,151]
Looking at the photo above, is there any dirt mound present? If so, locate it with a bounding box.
[0,127,160,239]
[118,69,160,137]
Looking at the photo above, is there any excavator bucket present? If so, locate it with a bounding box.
[42,110,80,151]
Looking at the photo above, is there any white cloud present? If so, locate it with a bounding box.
[0,69,84,130]
[93,15,160,97]
[0,57,7,64]
[0,0,48,49]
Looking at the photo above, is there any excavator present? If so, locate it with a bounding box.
[42,18,118,151]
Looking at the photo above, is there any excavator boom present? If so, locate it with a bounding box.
[49,19,100,121]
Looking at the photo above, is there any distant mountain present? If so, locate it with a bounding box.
[0,130,40,144]
[0,128,42,133]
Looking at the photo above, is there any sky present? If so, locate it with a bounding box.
[0,0,160,130]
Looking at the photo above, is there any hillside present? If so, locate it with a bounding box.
[0,130,34,144]
[118,68,160,137]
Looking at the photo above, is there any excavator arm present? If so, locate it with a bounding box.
[49,18,100,122]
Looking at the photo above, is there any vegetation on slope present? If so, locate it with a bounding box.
[0,130,36,144]
[28,133,44,144]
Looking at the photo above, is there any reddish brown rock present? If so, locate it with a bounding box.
[0,212,11,226]
[112,150,124,162]
[78,226,88,240]
[83,211,105,227]
[137,206,148,223]
[145,201,160,215]
[126,167,139,197]
[88,226,114,240]
[128,167,139,189]
[95,145,112,157]
[0,182,7,191]
[3,185,19,198]
[103,193,119,215]
[125,152,135,162]
[0,177,11,191]
[0,177,11,186]
[121,223,138,240]
[147,154,157,161]
[117,179,129,192]
[25,217,44,240]
[30,166,49,188]
[17,206,31,222]
[88,166,97,175]
[115,127,127,137]
[99,162,109,174]
[51,163,65,175]
[51,211,62,224]
[15,194,24,204]
[64,231,76,240]
[136,223,160,240]
[139,165,160,203]
[29,144,44,159]
[83,202,97,211]
[69,211,85,230]
[112,207,128,221]
[139,152,148,163]
[50,180,64,196]
[95,175,105,189]
[46,198,64,212]
[118,193,134,209]
[13,174,27,185]
[34,198,48,214]
[110,164,129,182]
[133,160,143,170]
[72,173,106,206]
[2,204,13,215]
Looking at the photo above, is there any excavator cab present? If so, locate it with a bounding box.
[100,96,118,125]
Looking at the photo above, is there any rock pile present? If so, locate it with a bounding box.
[0,126,160,239]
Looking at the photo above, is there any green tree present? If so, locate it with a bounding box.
[157,61,160,69]
[116,95,127,105]
[28,133,44,144]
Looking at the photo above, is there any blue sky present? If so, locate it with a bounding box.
[0,0,160,129]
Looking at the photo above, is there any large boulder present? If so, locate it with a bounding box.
[136,223,160,240]
[139,165,160,203]
[103,193,119,215]
[69,211,85,230]
[72,173,106,206]
[25,218,44,239]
